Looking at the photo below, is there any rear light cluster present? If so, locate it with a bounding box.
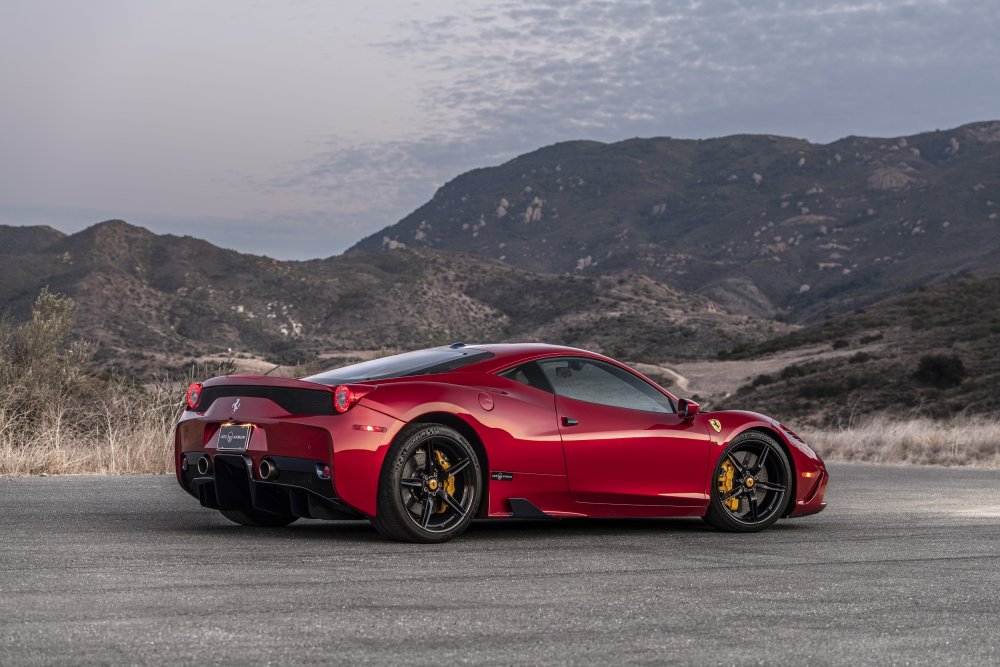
[186,383,203,410]
[333,385,355,413]
[333,384,376,413]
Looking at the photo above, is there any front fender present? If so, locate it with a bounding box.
[701,410,827,516]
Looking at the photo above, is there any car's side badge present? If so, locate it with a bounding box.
[490,471,514,481]
[709,419,722,433]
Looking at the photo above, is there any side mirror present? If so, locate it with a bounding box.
[677,398,700,419]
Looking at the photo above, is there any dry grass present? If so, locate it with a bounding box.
[0,380,182,476]
[3,290,1000,475]
[804,415,1000,467]
[4,399,1000,476]
[0,289,200,476]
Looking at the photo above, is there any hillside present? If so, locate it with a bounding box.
[707,273,1000,424]
[353,121,1000,321]
[0,224,66,255]
[0,220,783,375]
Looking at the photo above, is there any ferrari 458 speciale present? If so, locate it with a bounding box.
[175,343,827,542]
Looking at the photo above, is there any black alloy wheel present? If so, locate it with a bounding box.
[373,424,482,543]
[703,431,792,532]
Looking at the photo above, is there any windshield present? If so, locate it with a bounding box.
[306,347,494,385]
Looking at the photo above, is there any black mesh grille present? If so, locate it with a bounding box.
[197,385,334,415]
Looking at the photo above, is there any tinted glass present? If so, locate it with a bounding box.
[538,358,674,413]
[307,347,493,385]
[499,361,553,393]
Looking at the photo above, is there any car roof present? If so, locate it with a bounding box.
[458,343,610,372]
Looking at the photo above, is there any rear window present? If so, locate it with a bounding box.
[306,347,494,385]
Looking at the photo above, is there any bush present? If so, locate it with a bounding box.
[752,374,774,387]
[798,381,846,399]
[0,288,229,474]
[0,288,98,423]
[781,364,816,380]
[913,354,966,389]
[832,339,850,349]
[849,352,872,364]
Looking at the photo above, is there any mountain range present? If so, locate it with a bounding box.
[354,121,1000,321]
[2,120,999,422]
[0,220,780,377]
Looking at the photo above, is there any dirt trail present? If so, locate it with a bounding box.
[638,342,887,400]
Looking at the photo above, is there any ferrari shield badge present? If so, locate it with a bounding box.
[709,419,722,433]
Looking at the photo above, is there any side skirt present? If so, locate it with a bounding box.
[508,498,556,520]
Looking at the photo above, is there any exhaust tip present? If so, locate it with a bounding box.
[259,458,278,480]
[196,455,212,476]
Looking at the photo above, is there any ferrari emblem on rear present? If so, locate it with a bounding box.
[231,398,241,415]
[709,419,722,433]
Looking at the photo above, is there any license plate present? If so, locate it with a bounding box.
[217,424,252,452]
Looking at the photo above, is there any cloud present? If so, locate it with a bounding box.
[271,0,1000,250]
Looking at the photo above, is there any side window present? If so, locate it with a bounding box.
[499,362,553,393]
[538,358,674,413]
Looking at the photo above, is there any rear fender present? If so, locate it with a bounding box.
[359,379,565,518]
[329,404,407,517]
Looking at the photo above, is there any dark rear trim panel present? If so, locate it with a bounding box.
[196,385,334,415]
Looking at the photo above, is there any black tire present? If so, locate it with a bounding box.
[372,423,482,543]
[219,509,298,527]
[703,431,792,533]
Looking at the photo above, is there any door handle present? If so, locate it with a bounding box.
[561,417,578,427]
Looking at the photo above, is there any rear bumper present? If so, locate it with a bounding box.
[175,400,406,517]
[179,453,363,520]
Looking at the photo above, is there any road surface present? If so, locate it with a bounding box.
[1,463,998,665]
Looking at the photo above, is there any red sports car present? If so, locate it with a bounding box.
[175,343,827,542]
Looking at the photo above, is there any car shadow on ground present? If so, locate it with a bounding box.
[163,511,805,544]
[461,516,806,538]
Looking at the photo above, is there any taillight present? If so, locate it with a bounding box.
[186,382,203,410]
[333,385,355,413]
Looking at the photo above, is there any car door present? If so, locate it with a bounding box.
[537,357,712,507]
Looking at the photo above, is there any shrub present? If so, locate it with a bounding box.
[0,288,97,423]
[0,288,231,475]
[798,381,846,399]
[832,339,850,349]
[849,352,872,364]
[781,364,815,380]
[752,374,774,387]
[913,354,966,389]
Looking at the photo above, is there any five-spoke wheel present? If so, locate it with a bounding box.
[703,431,792,532]
[373,423,482,543]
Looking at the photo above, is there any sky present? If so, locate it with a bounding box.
[1,0,997,259]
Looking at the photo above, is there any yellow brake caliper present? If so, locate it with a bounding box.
[434,450,456,513]
[719,459,739,511]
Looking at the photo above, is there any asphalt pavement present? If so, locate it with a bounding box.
[1,464,999,665]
